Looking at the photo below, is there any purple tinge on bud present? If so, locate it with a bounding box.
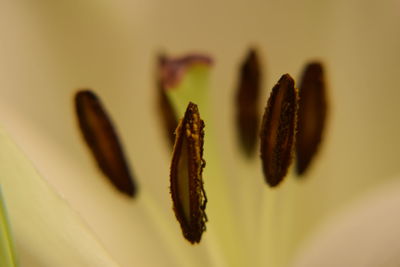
[158,54,213,89]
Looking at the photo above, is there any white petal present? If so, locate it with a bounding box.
[0,126,121,267]
[291,174,400,267]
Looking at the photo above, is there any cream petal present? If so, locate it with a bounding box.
[0,126,121,267]
[291,174,400,267]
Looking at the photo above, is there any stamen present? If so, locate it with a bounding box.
[260,74,299,187]
[75,90,137,197]
[296,62,327,175]
[157,54,179,147]
[235,48,262,157]
[170,102,207,244]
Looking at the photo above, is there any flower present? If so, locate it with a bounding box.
[1,1,400,267]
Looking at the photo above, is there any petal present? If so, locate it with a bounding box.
[0,127,120,267]
[291,174,400,267]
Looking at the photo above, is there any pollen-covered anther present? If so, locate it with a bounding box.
[170,102,207,244]
[260,74,299,187]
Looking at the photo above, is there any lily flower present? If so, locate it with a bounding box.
[1,1,400,267]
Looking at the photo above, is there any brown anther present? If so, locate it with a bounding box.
[170,102,207,244]
[260,74,299,187]
[296,62,327,175]
[75,90,137,197]
[236,49,262,157]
